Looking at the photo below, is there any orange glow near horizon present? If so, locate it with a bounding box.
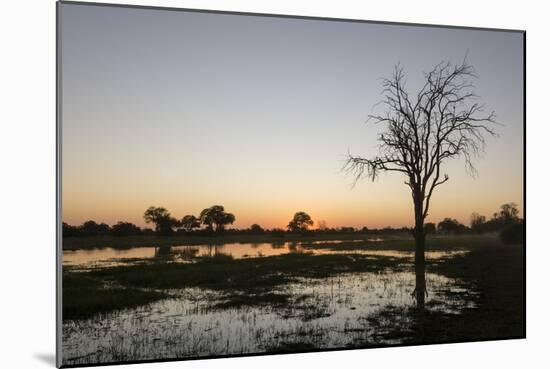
[61,8,523,230]
[62,164,523,230]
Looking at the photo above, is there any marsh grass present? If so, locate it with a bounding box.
[361,241,524,343]
[62,252,407,319]
[62,234,524,362]
[63,273,168,320]
[62,235,521,322]
[419,242,524,341]
[84,253,405,292]
[214,292,290,309]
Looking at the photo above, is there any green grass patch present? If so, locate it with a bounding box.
[63,273,168,320]
[62,233,524,344]
[85,253,404,291]
[63,252,404,318]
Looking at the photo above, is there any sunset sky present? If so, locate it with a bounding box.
[61,3,524,230]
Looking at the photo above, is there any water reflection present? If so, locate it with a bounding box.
[155,245,172,257]
[62,241,476,365]
[63,242,467,269]
[62,270,477,366]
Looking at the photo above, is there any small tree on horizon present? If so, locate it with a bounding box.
[437,217,468,234]
[80,220,111,236]
[424,222,436,235]
[344,60,497,308]
[249,224,265,234]
[143,206,180,235]
[498,203,520,225]
[180,215,201,232]
[287,211,314,233]
[199,205,236,232]
[111,221,141,237]
[470,212,487,233]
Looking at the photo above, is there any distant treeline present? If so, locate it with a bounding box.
[424,203,524,244]
[63,203,524,243]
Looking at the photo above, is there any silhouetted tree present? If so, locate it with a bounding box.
[424,222,436,235]
[97,223,110,235]
[345,60,496,309]
[317,220,328,231]
[181,215,201,232]
[499,203,520,225]
[287,211,314,232]
[500,221,524,244]
[471,203,522,234]
[155,245,172,257]
[249,224,265,234]
[142,228,155,235]
[437,218,468,234]
[62,222,79,237]
[339,226,355,233]
[80,220,98,235]
[270,228,286,238]
[199,205,236,232]
[80,220,110,236]
[111,221,141,237]
[470,212,487,233]
[143,206,180,235]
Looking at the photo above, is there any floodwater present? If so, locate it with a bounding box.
[63,241,467,269]
[63,243,304,268]
[62,241,476,365]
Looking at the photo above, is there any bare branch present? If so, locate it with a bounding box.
[344,152,409,186]
[344,59,498,224]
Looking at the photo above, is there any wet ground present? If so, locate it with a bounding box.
[62,241,478,366]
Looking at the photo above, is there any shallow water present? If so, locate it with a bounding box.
[63,243,303,268]
[62,240,476,365]
[62,269,478,365]
[63,241,466,269]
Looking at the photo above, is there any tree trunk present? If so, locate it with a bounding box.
[413,195,426,311]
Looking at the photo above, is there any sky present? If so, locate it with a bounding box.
[60,3,524,230]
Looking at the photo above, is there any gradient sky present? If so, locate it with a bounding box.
[61,3,524,229]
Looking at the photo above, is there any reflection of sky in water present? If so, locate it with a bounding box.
[63,242,468,269]
[62,271,478,366]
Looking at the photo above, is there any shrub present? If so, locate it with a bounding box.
[500,223,524,244]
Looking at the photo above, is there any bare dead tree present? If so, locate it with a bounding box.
[345,60,497,309]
